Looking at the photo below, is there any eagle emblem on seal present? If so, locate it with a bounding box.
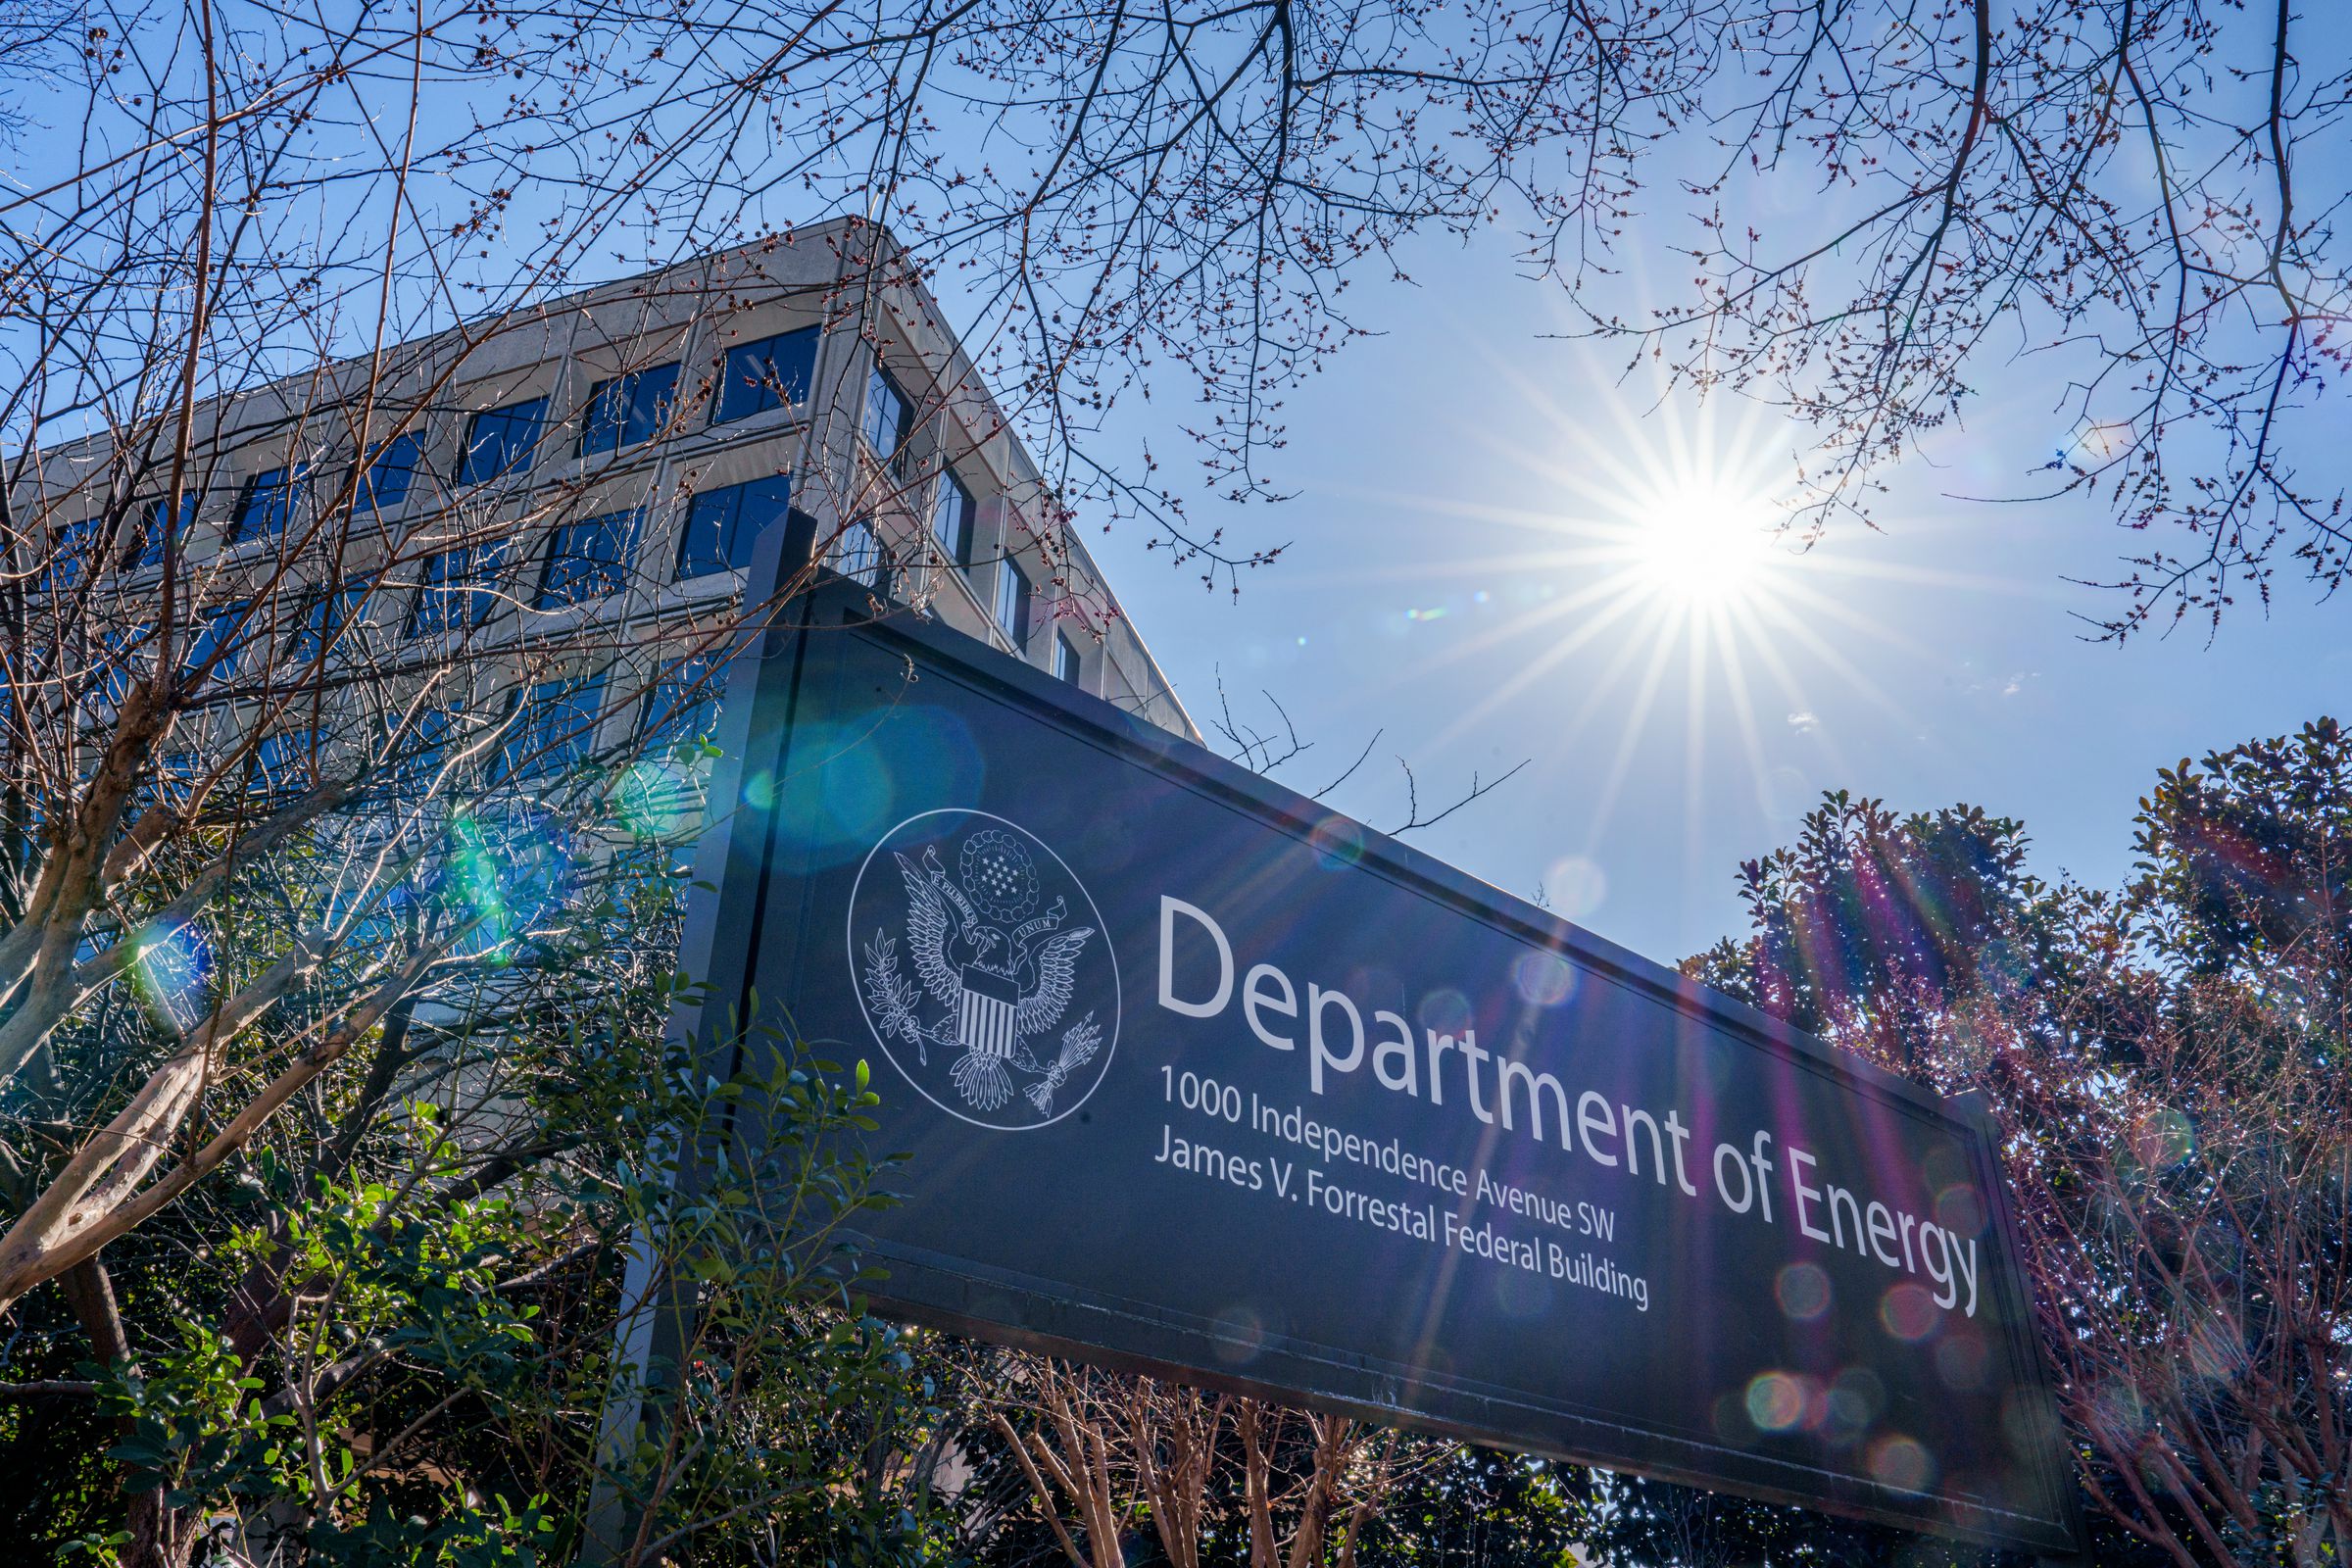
[858,824,1103,1119]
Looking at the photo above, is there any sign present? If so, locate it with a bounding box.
[679,575,2081,1554]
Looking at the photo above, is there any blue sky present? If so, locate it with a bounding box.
[1076,233,2352,964]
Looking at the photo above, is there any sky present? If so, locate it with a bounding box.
[1071,234,2352,966]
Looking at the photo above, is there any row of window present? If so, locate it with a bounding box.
[85,512,1082,746]
[90,327,916,560]
[149,656,722,808]
[137,555,1084,829]
[139,475,783,682]
[118,485,1080,706]
[61,338,1081,672]
[371,328,838,508]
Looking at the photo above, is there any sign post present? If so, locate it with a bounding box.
[669,557,2082,1555]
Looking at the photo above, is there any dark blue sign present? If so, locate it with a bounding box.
[681,576,2081,1554]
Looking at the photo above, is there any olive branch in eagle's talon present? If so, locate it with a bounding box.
[862,930,928,1063]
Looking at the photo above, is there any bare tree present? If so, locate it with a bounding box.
[987,1360,1409,1568]
[1553,2,2352,637]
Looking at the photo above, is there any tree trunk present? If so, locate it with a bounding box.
[61,1255,193,1568]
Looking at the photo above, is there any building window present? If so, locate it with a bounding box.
[132,494,195,570]
[1054,631,1081,686]
[579,364,682,455]
[829,519,882,586]
[289,580,373,665]
[231,466,306,542]
[538,509,643,610]
[408,544,504,637]
[931,471,974,567]
[252,728,318,796]
[861,368,908,462]
[155,750,203,799]
[643,652,722,748]
[40,513,101,591]
[712,327,818,425]
[90,626,147,713]
[187,602,251,680]
[393,704,468,789]
[456,397,548,484]
[676,474,790,579]
[994,560,1030,650]
[494,672,609,783]
[361,433,425,511]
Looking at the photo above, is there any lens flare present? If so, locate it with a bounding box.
[1936,1331,1990,1391]
[2128,1107,2195,1171]
[1879,1282,1940,1342]
[608,759,699,840]
[1744,1371,1811,1433]
[1510,950,1577,1007]
[1417,987,1473,1035]
[441,809,570,961]
[131,925,213,1032]
[1869,1434,1935,1493]
[1309,814,1365,871]
[1775,1261,1833,1321]
[1541,855,1608,918]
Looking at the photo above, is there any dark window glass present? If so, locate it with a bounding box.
[252,728,318,795]
[156,751,203,798]
[1054,632,1080,685]
[232,466,306,541]
[42,513,101,591]
[538,509,642,610]
[392,705,469,789]
[828,518,882,585]
[289,580,373,665]
[994,560,1030,648]
[362,433,425,511]
[457,397,548,483]
[643,653,722,748]
[712,328,819,425]
[676,474,790,578]
[408,544,505,637]
[92,627,147,711]
[494,672,609,783]
[861,368,908,460]
[580,364,682,455]
[134,494,196,570]
[931,471,974,567]
[187,602,250,680]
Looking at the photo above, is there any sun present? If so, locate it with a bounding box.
[1628,478,1779,608]
[1294,361,1948,876]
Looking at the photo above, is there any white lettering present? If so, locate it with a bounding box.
[1307,983,1366,1094]
[1243,963,1298,1051]
[1371,1010,1418,1095]
[1919,1221,1957,1308]
[1575,1091,1620,1166]
[1788,1148,1831,1242]
[1713,1142,1754,1212]
[1865,1201,1902,1268]
[1157,897,1233,1018]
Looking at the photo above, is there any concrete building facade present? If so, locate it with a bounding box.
[17,219,1195,799]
